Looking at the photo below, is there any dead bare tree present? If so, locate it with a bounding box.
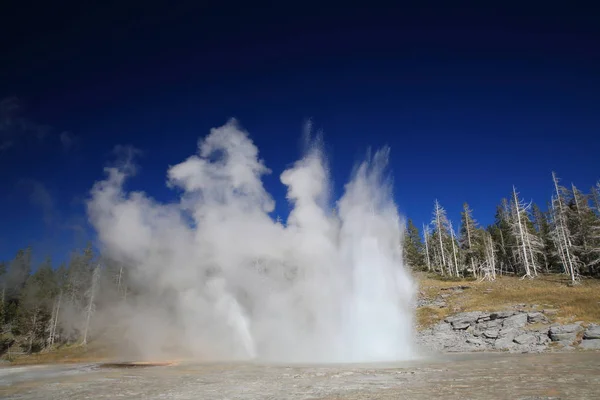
[423,223,431,271]
[511,186,535,279]
[551,172,578,282]
[82,264,101,346]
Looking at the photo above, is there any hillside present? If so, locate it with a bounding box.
[415,272,600,330]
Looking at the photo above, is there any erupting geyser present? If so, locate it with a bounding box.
[87,119,417,363]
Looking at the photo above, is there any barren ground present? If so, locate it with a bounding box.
[1,352,599,399]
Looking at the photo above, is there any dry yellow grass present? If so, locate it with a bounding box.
[6,343,112,366]
[415,272,600,329]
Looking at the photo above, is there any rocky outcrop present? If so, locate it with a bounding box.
[417,308,599,353]
[583,324,600,340]
[549,324,583,342]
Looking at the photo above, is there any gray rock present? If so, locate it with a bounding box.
[579,339,600,350]
[549,324,583,334]
[503,313,528,329]
[537,334,551,345]
[490,310,516,320]
[445,311,485,329]
[527,312,548,324]
[583,325,600,340]
[432,322,453,333]
[550,332,579,342]
[494,337,516,350]
[451,321,471,330]
[549,324,583,342]
[557,341,575,350]
[513,333,537,345]
[478,319,503,330]
[466,337,484,346]
[483,329,499,339]
[498,328,519,341]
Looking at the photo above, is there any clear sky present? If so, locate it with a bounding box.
[1,2,599,264]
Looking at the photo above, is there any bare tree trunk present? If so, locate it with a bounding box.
[553,174,577,282]
[513,186,532,278]
[450,225,460,277]
[28,310,38,354]
[436,206,447,271]
[82,265,100,346]
[463,207,477,278]
[499,229,506,276]
[525,231,538,277]
[423,224,431,271]
[47,290,62,348]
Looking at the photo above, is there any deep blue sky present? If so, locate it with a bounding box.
[1,2,599,264]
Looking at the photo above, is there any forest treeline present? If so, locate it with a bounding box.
[403,172,600,281]
[1,172,598,357]
[0,243,128,357]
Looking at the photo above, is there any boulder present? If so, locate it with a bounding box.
[551,333,578,342]
[452,321,471,330]
[579,339,600,350]
[466,337,485,346]
[494,337,516,350]
[445,311,485,329]
[490,310,516,320]
[549,324,583,342]
[478,319,503,330]
[432,322,453,333]
[483,330,499,339]
[503,313,528,329]
[513,333,537,345]
[527,312,548,324]
[536,333,551,345]
[583,325,600,340]
[498,328,519,341]
[557,341,575,350]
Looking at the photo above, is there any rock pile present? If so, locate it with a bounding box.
[417,309,600,353]
[581,324,600,350]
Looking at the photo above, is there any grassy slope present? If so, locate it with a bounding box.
[416,272,600,329]
[4,342,112,366]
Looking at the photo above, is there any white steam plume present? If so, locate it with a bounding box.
[87,119,417,363]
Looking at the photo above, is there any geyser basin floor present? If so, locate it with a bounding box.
[2,352,599,399]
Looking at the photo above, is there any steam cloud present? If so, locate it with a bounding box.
[87,119,417,363]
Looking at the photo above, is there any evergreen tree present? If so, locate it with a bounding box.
[591,181,600,217]
[403,219,425,269]
[489,200,516,275]
[568,185,600,275]
[17,258,56,353]
[532,203,559,273]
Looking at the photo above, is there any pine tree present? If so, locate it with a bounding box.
[591,181,600,217]
[403,219,425,269]
[569,184,600,275]
[489,200,516,275]
[531,203,558,273]
[17,258,56,353]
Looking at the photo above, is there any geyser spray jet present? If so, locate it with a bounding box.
[87,119,417,363]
